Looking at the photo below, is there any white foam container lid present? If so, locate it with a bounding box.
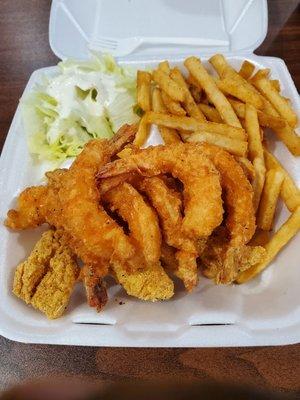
[0,0,299,347]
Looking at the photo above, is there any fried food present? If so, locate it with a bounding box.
[186,130,247,157]
[103,182,162,265]
[201,227,266,283]
[184,56,242,128]
[101,181,174,300]
[209,54,263,109]
[134,115,151,147]
[161,89,186,116]
[252,75,297,128]
[264,149,300,212]
[194,143,257,283]
[97,143,224,239]
[134,176,199,291]
[197,143,256,247]
[6,53,300,318]
[238,60,255,80]
[252,157,266,212]
[245,103,264,162]
[7,125,151,310]
[6,186,49,230]
[7,125,141,275]
[137,70,152,112]
[152,88,181,144]
[144,112,246,140]
[153,69,185,102]
[13,230,79,319]
[198,103,222,123]
[237,206,300,283]
[257,169,284,231]
[169,67,206,121]
[113,261,174,301]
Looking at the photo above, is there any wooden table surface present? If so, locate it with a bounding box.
[0,0,299,395]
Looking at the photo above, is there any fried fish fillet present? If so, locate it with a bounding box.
[13,230,79,319]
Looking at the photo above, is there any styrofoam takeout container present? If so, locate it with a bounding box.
[0,0,299,347]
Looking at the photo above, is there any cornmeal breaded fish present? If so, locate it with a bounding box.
[13,230,79,319]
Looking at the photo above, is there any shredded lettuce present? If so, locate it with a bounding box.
[21,53,139,164]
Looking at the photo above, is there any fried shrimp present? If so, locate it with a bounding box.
[102,182,173,300]
[55,125,143,273]
[7,125,141,273]
[6,186,49,230]
[97,143,224,239]
[133,177,199,291]
[5,169,68,230]
[197,143,256,246]
[194,143,257,283]
[103,182,161,265]
[7,125,152,309]
[200,227,266,283]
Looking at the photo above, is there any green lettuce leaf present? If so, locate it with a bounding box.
[21,53,139,164]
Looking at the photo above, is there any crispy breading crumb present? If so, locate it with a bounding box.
[13,230,79,319]
[112,262,174,301]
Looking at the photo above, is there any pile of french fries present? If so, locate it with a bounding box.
[134,54,300,283]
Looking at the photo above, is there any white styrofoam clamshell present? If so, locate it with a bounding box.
[0,54,299,347]
[49,0,268,60]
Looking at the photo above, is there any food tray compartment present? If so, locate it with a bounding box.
[0,54,299,346]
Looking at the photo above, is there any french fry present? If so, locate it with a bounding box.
[134,115,150,147]
[170,67,206,121]
[237,206,300,283]
[257,169,285,231]
[271,121,300,156]
[137,71,152,112]
[161,90,186,116]
[186,131,248,157]
[270,79,280,92]
[209,54,264,109]
[216,77,263,109]
[153,69,185,102]
[239,60,255,80]
[252,157,266,212]
[237,157,255,182]
[184,57,242,128]
[117,147,133,159]
[186,73,202,89]
[208,54,228,78]
[152,87,167,113]
[237,93,297,164]
[189,85,202,103]
[262,94,300,154]
[158,60,170,74]
[152,88,181,144]
[160,128,182,144]
[264,150,300,212]
[250,68,270,82]
[252,76,298,128]
[198,103,222,123]
[144,112,246,140]
[228,98,286,130]
[245,103,264,161]
[186,74,203,103]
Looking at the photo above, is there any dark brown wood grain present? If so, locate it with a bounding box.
[0,0,299,394]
